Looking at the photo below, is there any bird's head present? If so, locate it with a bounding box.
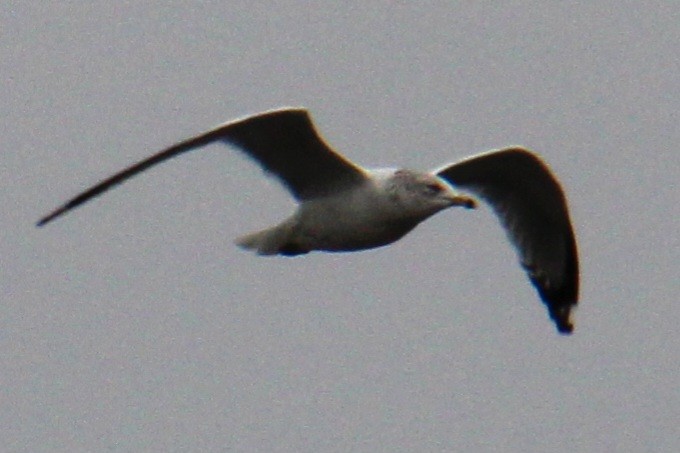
[386,169,476,218]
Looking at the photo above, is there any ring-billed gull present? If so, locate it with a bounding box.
[37,107,579,334]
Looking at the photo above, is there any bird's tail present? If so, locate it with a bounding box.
[234,221,306,256]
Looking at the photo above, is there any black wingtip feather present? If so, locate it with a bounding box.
[36,205,68,227]
[550,305,575,335]
[529,234,579,335]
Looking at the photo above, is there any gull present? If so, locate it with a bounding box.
[37,107,579,334]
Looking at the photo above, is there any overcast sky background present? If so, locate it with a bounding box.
[3,2,679,451]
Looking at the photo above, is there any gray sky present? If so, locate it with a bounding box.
[3,2,679,451]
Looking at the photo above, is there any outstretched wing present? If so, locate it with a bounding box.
[436,147,579,334]
[37,107,367,226]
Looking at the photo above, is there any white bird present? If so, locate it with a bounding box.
[37,107,579,334]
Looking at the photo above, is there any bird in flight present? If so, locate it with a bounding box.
[37,107,579,334]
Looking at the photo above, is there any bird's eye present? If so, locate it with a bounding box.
[425,183,443,194]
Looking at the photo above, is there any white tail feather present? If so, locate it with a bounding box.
[234,223,293,255]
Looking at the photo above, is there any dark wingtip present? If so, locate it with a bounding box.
[528,272,577,335]
[551,308,575,335]
[36,205,68,227]
[558,325,574,335]
[535,286,577,335]
[526,229,579,335]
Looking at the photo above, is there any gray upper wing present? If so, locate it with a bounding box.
[37,108,367,226]
[436,147,579,334]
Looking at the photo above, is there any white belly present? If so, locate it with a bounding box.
[292,189,420,252]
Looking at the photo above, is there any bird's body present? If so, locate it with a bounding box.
[237,168,475,255]
[38,107,579,334]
